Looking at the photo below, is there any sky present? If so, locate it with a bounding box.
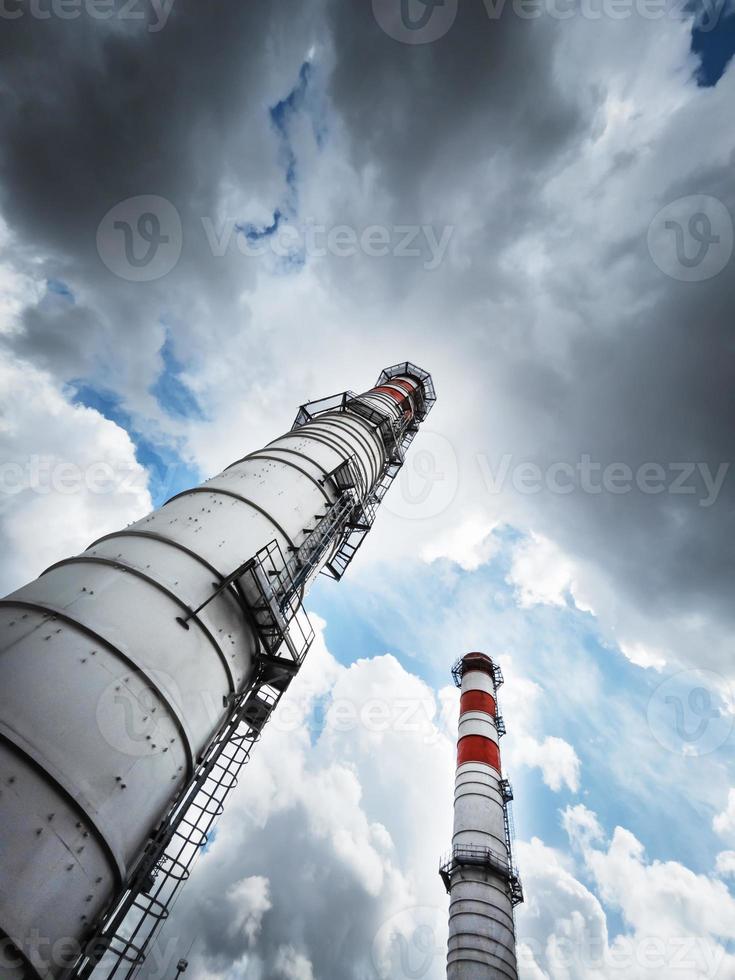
[1,0,735,978]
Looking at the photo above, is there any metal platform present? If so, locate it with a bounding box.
[451,654,504,691]
[439,844,524,907]
[290,370,430,581]
[375,361,437,422]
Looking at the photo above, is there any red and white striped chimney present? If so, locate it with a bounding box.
[440,652,522,980]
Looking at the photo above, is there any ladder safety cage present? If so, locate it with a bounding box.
[499,777,514,803]
[290,370,434,581]
[501,786,522,906]
[451,655,504,691]
[291,391,357,430]
[375,361,437,422]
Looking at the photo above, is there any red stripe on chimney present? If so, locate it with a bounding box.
[460,690,496,717]
[461,652,496,679]
[390,378,417,394]
[457,735,501,771]
[371,385,406,403]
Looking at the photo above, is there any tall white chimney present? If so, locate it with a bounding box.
[440,652,523,980]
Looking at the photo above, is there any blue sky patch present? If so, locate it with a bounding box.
[45,278,75,302]
[308,575,394,667]
[236,208,284,243]
[691,5,735,85]
[70,381,201,507]
[151,332,205,422]
[308,534,732,896]
[232,60,324,274]
[234,207,307,271]
[270,60,313,214]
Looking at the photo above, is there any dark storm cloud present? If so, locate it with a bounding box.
[326,1,591,208]
[444,135,735,670]
[318,0,735,675]
[482,269,735,650]
[0,0,321,397]
[320,0,602,313]
[0,0,301,255]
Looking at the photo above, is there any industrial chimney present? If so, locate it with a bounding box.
[439,653,523,980]
[0,363,435,980]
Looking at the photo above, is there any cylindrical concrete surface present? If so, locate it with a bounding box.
[446,653,518,980]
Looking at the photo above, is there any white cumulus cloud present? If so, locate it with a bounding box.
[0,350,152,594]
[713,789,735,842]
